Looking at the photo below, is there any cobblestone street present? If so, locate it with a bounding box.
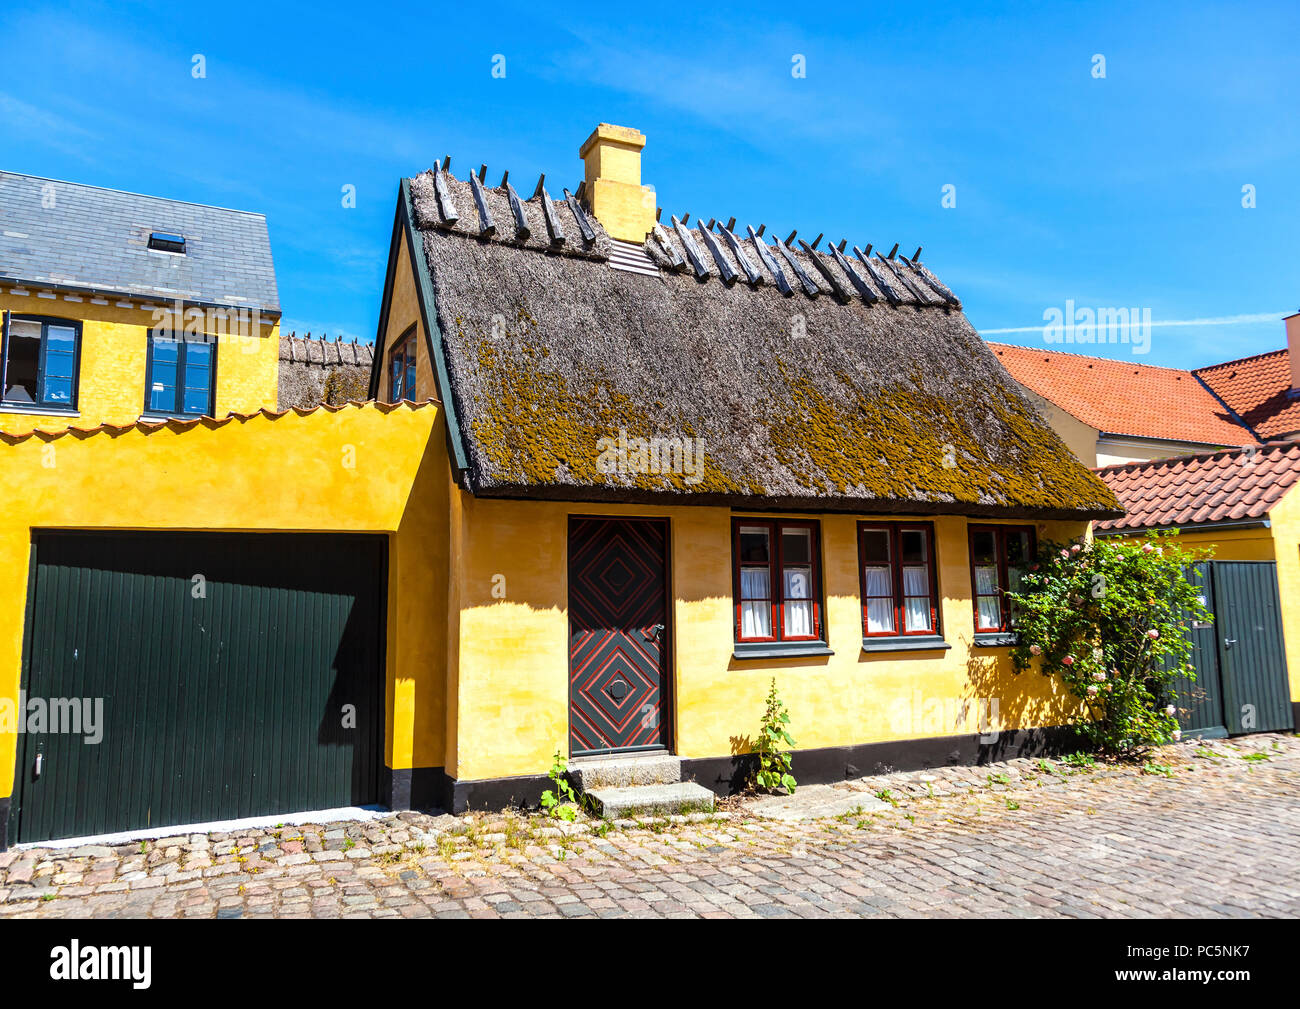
[2,734,1297,919]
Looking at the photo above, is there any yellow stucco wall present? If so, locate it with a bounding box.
[448,496,1085,782]
[1014,386,1100,468]
[1265,490,1300,702]
[0,293,280,435]
[0,403,449,800]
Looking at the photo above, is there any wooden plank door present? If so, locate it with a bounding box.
[568,518,670,756]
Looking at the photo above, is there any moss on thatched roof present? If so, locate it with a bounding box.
[404,170,1119,518]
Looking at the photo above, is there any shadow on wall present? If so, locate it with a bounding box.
[964,641,1079,763]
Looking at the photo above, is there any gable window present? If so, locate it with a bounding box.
[145,332,216,417]
[1,314,81,411]
[859,523,940,640]
[733,519,823,644]
[969,525,1036,637]
[389,331,417,403]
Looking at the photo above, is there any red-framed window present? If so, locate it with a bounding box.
[388,330,417,403]
[858,522,940,637]
[969,525,1036,633]
[732,519,823,643]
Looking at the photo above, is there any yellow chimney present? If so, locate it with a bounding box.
[1287,312,1300,394]
[579,123,656,243]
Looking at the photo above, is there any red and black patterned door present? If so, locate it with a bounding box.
[569,517,669,755]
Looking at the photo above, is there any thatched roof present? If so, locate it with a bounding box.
[393,167,1119,519]
[278,333,373,410]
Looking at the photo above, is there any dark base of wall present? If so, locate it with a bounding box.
[0,797,9,852]
[383,765,550,815]
[681,726,1081,797]
[440,772,551,814]
[1292,701,1300,731]
[383,766,445,812]
[376,728,1082,819]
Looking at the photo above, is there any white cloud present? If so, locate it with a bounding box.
[981,311,1286,335]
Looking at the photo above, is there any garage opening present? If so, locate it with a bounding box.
[10,532,386,844]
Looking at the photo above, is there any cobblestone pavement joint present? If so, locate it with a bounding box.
[2,733,1296,918]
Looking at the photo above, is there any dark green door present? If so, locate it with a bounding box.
[1213,561,1295,735]
[1169,562,1228,739]
[12,532,385,843]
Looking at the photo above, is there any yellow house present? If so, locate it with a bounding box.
[364,123,1120,812]
[0,126,1122,847]
[0,172,281,434]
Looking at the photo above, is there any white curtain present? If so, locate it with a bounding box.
[863,566,894,633]
[975,565,1000,628]
[740,568,771,637]
[783,567,813,637]
[903,566,931,631]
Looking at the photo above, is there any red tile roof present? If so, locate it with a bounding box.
[1193,349,1300,439]
[1095,443,1300,531]
[990,343,1250,446]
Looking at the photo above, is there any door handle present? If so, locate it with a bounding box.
[33,752,43,779]
[646,623,665,642]
[1224,637,1238,649]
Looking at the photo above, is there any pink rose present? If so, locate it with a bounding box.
[1172,730,1182,741]
[1165,705,1176,716]
[1060,549,1070,559]
[1070,544,1081,554]
[1141,543,1154,554]
[1147,629,1159,640]
[1092,671,1106,682]
[1062,655,1075,666]
[1029,644,1042,656]
[1086,685,1098,696]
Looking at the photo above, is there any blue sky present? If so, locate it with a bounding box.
[2,1,1296,367]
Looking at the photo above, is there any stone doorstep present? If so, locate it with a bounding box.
[585,782,716,820]
[568,752,682,792]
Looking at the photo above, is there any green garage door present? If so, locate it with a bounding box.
[11,532,386,844]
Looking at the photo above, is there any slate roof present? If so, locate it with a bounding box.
[0,171,280,313]
[379,166,1119,519]
[1193,348,1300,440]
[1094,443,1300,531]
[989,343,1249,445]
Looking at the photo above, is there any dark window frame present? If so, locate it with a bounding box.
[143,330,218,418]
[388,327,418,403]
[148,232,186,254]
[968,524,1037,634]
[857,521,941,639]
[0,312,83,412]
[731,518,824,644]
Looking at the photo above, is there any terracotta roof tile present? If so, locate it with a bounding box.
[1095,443,1300,531]
[990,343,1250,445]
[1193,348,1300,439]
[0,399,432,444]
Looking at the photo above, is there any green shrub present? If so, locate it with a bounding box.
[754,678,797,793]
[540,750,578,821]
[1006,531,1211,758]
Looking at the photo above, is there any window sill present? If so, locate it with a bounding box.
[733,640,834,660]
[139,413,207,422]
[861,634,951,653]
[0,403,78,416]
[973,632,1019,648]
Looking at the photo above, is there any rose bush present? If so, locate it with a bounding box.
[1005,531,1211,757]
